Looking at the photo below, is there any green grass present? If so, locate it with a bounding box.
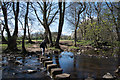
[60,40,74,41]
[0,43,33,51]
[69,46,80,49]
[77,40,93,46]
[17,43,33,50]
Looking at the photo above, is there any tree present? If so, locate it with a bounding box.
[106,2,120,42]
[0,22,7,43]
[1,2,19,51]
[55,2,65,49]
[67,2,86,47]
[31,2,58,46]
[22,2,29,53]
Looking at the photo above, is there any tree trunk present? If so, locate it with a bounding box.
[43,2,53,47]
[55,2,65,48]
[1,26,7,43]
[22,2,29,53]
[28,25,32,42]
[47,27,53,46]
[74,27,77,47]
[2,2,19,51]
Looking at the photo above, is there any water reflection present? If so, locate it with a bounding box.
[52,51,119,79]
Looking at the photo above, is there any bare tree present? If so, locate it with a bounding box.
[55,2,65,49]
[1,2,19,51]
[22,2,29,53]
[0,22,8,43]
[31,2,58,46]
[67,2,86,47]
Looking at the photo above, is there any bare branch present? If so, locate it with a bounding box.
[37,2,43,11]
[31,3,43,25]
[48,9,58,26]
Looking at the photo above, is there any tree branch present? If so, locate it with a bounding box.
[48,9,58,26]
[31,3,44,25]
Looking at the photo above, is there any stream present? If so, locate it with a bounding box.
[1,49,120,80]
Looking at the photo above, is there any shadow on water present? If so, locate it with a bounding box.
[1,48,120,80]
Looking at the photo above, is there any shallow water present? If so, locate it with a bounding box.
[1,53,51,80]
[1,50,120,80]
[52,51,119,79]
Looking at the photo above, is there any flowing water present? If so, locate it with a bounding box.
[0,49,120,80]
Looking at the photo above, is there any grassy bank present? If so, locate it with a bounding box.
[0,43,33,51]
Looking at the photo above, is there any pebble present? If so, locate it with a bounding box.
[103,73,114,79]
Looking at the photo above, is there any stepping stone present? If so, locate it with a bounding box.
[47,64,58,72]
[51,68,63,77]
[44,61,53,68]
[42,58,52,64]
[40,57,47,62]
[55,73,70,80]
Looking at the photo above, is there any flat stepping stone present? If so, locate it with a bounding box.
[42,58,52,64]
[51,68,63,77]
[40,57,47,62]
[44,61,53,68]
[47,64,58,72]
[55,73,70,80]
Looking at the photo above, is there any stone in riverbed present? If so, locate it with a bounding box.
[103,73,114,79]
[51,68,63,77]
[40,57,47,62]
[42,58,52,64]
[115,66,120,74]
[22,70,37,74]
[47,64,58,72]
[44,61,53,68]
[55,73,70,80]
[14,61,22,65]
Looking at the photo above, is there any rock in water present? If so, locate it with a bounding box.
[103,73,114,79]
[23,70,37,74]
[115,66,120,74]
[27,70,37,73]
[85,77,94,80]
[14,61,22,65]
